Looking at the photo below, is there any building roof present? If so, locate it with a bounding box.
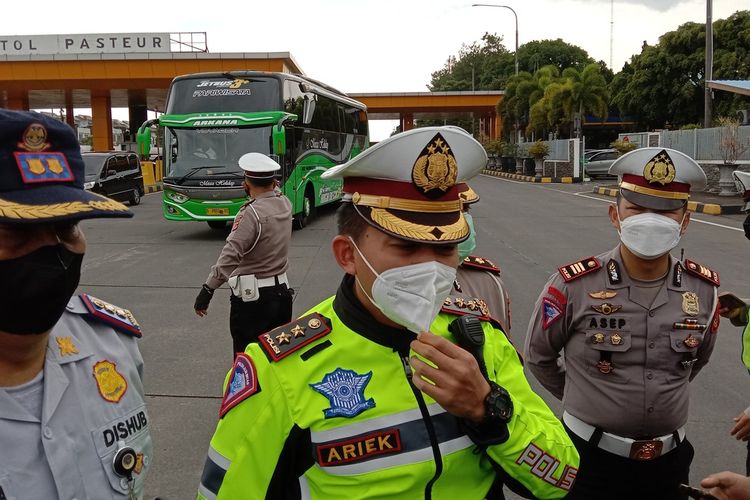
[708,80,750,97]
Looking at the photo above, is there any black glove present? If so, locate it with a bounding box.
[194,284,214,311]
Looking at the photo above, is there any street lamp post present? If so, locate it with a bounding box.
[471,3,518,76]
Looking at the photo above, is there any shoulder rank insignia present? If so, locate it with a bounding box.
[219,354,260,418]
[442,296,491,318]
[461,255,501,274]
[558,257,601,282]
[311,368,375,418]
[684,259,720,286]
[259,313,331,362]
[80,294,141,337]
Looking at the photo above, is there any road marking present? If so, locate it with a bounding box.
[488,180,745,232]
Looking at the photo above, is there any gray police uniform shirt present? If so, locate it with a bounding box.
[206,191,293,290]
[0,295,152,499]
[524,246,719,438]
[454,261,511,332]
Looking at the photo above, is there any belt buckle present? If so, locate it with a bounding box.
[629,439,663,461]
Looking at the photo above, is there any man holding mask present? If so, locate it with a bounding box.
[0,110,152,498]
[525,147,720,499]
[197,127,579,499]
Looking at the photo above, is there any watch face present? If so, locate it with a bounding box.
[487,383,513,422]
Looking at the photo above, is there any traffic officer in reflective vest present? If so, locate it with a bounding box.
[525,147,721,500]
[197,127,579,499]
[0,110,152,499]
[194,153,293,357]
[449,182,512,331]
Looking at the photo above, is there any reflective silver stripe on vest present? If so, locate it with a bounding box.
[310,402,475,476]
[311,403,445,442]
[198,446,231,499]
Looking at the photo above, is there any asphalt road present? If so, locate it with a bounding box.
[76,176,750,499]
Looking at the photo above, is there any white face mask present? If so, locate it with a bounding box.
[349,237,456,333]
[617,211,685,260]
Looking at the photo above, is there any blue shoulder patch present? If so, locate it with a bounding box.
[80,294,142,337]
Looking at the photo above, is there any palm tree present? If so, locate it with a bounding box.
[557,64,609,138]
[498,65,560,140]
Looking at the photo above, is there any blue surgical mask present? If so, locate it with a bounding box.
[458,212,477,261]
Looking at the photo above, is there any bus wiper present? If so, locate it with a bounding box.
[175,166,219,185]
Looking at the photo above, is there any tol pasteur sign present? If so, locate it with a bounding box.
[0,33,170,55]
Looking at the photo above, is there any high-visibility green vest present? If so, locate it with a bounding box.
[740,308,750,371]
[198,295,579,500]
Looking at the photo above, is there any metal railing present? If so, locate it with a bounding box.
[169,32,208,52]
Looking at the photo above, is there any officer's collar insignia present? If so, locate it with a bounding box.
[442,296,491,318]
[558,256,601,282]
[92,360,128,403]
[542,298,563,330]
[673,262,683,287]
[589,290,617,300]
[310,368,376,418]
[684,259,720,287]
[56,336,79,356]
[643,150,676,186]
[259,313,331,362]
[219,353,260,418]
[681,292,700,316]
[411,133,458,198]
[607,259,622,285]
[80,294,142,337]
[18,122,51,151]
[591,303,622,315]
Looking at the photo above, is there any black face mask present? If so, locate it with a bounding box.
[0,244,83,335]
[744,215,750,241]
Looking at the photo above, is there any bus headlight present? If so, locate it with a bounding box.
[168,192,189,203]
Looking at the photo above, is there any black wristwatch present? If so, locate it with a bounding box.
[485,381,513,423]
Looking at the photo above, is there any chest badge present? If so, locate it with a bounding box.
[682,292,700,316]
[311,368,376,418]
[92,360,128,403]
[592,303,622,315]
[589,290,617,300]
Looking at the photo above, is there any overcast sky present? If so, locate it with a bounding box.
[4,0,740,140]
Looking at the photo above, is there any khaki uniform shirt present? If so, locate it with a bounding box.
[0,295,152,499]
[524,246,719,438]
[454,258,512,332]
[206,191,292,289]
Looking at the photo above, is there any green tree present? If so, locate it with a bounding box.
[429,32,513,92]
[611,10,750,129]
[518,39,595,74]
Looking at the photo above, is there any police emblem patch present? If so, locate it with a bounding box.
[311,368,376,418]
[219,354,260,418]
[542,298,563,330]
[18,122,50,151]
[92,360,128,403]
[411,133,458,198]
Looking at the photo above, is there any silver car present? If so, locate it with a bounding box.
[584,149,619,178]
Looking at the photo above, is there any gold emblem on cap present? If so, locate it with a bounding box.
[643,150,676,186]
[412,133,458,198]
[682,292,700,316]
[18,123,51,152]
[56,336,79,356]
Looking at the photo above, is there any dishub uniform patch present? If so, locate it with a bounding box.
[92,360,128,403]
[311,368,376,418]
[220,354,260,418]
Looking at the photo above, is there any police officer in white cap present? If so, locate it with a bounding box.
[526,147,721,499]
[195,152,293,358]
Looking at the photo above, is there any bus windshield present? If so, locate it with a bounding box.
[166,126,272,178]
[167,76,281,114]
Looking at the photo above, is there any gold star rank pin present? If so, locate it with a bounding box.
[56,336,79,356]
[276,332,292,345]
[290,325,306,338]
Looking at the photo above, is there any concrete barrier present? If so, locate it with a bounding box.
[140,160,163,193]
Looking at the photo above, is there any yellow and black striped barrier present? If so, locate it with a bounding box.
[482,169,574,184]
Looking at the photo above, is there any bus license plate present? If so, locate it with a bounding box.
[206,208,229,216]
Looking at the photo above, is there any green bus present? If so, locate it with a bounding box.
[137,71,369,229]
